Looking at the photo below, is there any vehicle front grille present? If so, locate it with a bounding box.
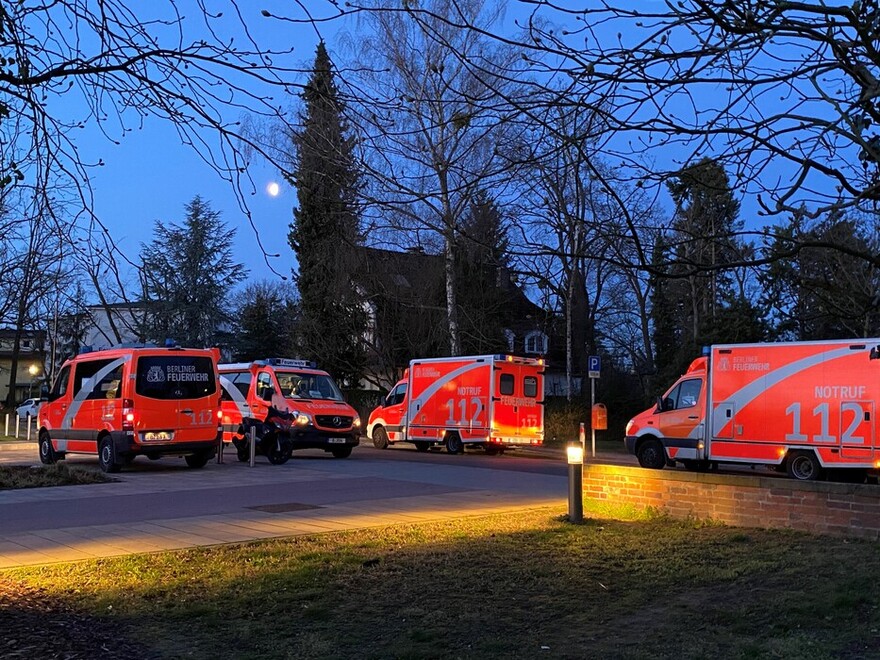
[315,415,353,429]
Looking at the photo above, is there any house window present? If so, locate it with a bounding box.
[524,331,547,355]
[503,329,514,352]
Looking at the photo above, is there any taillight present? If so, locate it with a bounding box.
[122,398,135,432]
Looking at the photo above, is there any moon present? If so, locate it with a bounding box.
[267,181,280,197]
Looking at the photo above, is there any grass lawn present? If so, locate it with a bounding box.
[3,508,878,659]
[0,463,112,489]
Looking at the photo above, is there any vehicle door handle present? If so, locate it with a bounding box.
[688,415,698,420]
[181,408,193,414]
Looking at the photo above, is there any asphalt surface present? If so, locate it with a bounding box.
[0,441,598,568]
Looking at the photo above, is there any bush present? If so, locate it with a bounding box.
[543,398,590,447]
[342,389,385,424]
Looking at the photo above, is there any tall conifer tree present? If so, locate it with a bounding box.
[288,42,365,386]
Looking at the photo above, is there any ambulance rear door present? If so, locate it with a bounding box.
[493,359,543,445]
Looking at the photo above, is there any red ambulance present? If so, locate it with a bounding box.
[38,346,222,472]
[625,339,880,481]
[367,355,545,454]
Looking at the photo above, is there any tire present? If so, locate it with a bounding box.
[445,432,464,455]
[414,441,430,453]
[331,446,353,458]
[39,431,57,465]
[266,440,291,465]
[636,438,666,470]
[372,427,389,450]
[786,451,822,481]
[184,450,211,469]
[237,447,250,462]
[98,436,121,473]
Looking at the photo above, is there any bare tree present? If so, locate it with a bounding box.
[343,0,530,355]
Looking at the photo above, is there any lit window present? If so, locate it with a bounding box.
[524,331,547,354]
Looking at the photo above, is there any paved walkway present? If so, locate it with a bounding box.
[0,443,568,569]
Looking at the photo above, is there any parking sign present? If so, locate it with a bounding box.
[588,355,601,379]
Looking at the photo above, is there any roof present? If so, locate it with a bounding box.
[352,245,545,319]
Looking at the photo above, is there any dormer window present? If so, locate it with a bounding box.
[524,330,547,354]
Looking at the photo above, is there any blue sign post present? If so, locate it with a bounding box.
[588,355,600,457]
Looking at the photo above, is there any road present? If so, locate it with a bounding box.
[0,443,572,568]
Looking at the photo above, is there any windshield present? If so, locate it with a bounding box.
[275,371,344,401]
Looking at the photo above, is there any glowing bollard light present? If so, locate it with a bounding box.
[566,442,584,524]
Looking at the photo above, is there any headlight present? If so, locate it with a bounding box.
[353,417,362,428]
[296,413,312,426]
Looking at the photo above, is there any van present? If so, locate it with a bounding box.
[219,358,361,460]
[38,346,221,472]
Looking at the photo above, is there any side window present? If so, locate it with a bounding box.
[256,372,274,400]
[48,366,71,401]
[663,379,701,411]
[221,372,252,401]
[94,364,123,400]
[387,383,407,406]
[73,359,116,400]
[523,376,538,398]
[677,379,702,409]
[500,374,515,396]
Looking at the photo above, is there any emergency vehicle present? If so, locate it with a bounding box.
[625,339,880,481]
[367,355,545,454]
[218,358,361,459]
[38,346,222,473]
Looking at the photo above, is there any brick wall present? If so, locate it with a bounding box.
[583,464,880,539]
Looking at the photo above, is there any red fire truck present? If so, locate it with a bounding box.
[367,355,545,454]
[625,339,880,481]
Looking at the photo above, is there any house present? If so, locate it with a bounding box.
[49,302,148,376]
[0,328,47,406]
[351,246,569,391]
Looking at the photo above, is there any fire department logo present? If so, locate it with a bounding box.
[146,366,166,383]
[717,357,730,372]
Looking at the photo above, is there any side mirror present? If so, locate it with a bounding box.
[262,387,275,402]
[40,384,49,401]
[656,396,667,413]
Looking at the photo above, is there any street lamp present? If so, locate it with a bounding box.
[28,364,39,398]
[566,442,584,524]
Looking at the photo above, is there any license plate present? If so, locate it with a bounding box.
[143,431,174,442]
[327,437,347,444]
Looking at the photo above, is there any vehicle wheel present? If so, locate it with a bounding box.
[98,436,121,473]
[39,431,56,465]
[786,451,822,481]
[636,438,666,470]
[147,454,162,461]
[185,451,211,469]
[445,432,464,455]
[331,446,353,459]
[414,441,430,453]
[372,427,389,450]
[682,459,710,472]
[266,443,291,465]
[237,447,250,462]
